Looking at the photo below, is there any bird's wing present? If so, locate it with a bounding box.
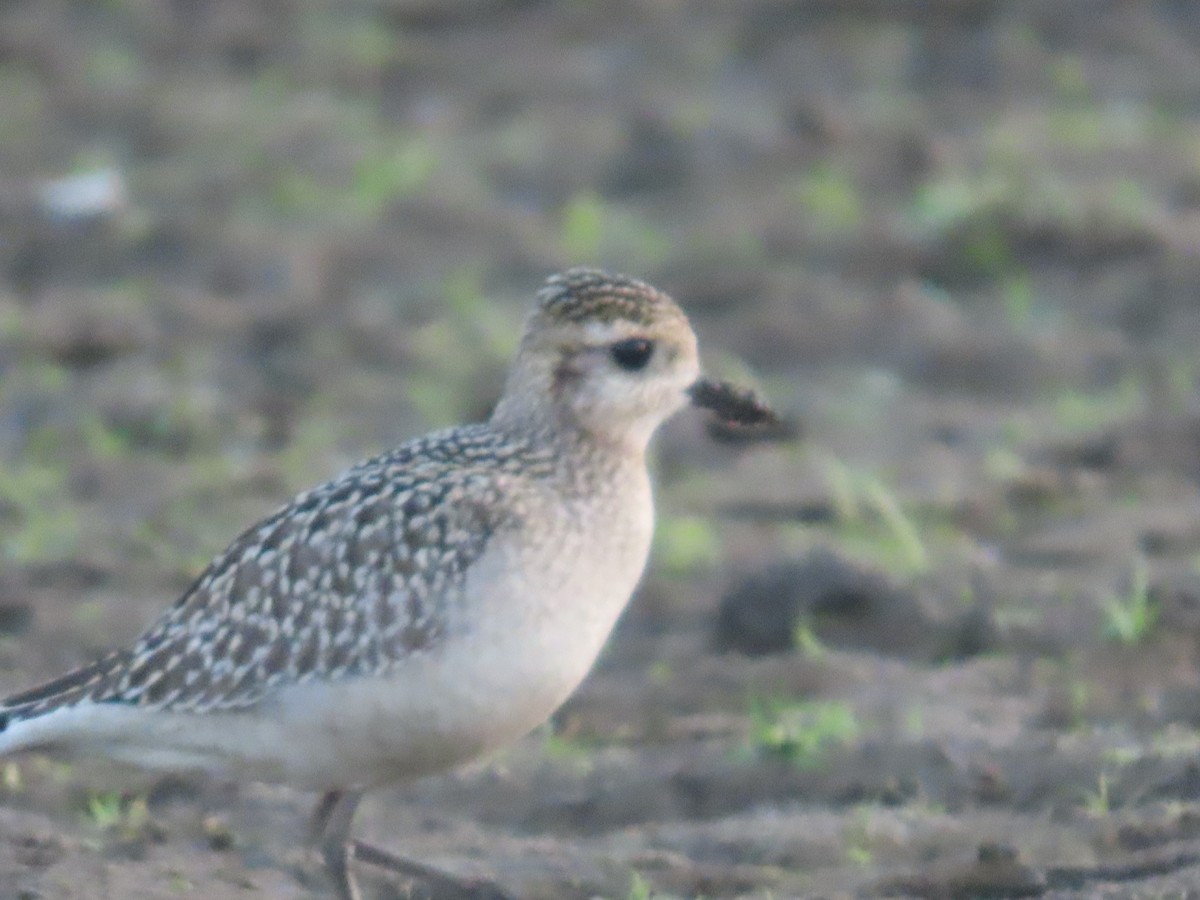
[1,433,523,722]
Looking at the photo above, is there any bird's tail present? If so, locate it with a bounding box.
[0,653,124,753]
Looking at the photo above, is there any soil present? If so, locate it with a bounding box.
[3,2,1200,898]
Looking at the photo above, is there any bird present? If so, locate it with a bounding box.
[0,268,769,899]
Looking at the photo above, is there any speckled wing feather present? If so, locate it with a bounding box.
[2,424,549,722]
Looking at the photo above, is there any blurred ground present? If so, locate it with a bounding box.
[3,1,1200,898]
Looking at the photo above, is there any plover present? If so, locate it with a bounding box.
[0,268,779,899]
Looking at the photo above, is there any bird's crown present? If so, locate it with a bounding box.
[531,267,686,329]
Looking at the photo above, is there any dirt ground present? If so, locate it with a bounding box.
[3,1,1200,898]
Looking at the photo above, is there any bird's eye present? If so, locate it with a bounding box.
[609,338,655,372]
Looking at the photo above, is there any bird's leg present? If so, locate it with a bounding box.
[308,789,343,846]
[309,790,513,900]
[311,789,364,900]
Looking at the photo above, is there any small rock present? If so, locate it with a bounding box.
[38,168,127,223]
[202,814,235,851]
[873,842,1045,898]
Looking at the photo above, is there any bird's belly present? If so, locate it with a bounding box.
[267,549,644,789]
[259,624,599,787]
[57,638,586,790]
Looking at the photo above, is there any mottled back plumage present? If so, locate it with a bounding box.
[2,426,562,723]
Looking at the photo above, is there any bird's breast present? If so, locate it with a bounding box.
[264,465,657,788]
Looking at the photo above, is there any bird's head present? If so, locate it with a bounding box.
[493,268,701,452]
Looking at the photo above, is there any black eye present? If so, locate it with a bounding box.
[609,338,655,372]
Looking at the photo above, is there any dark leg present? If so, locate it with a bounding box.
[309,790,514,900]
[312,790,364,900]
[308,790,343,846]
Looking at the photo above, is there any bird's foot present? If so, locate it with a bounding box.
[351,839,515,900]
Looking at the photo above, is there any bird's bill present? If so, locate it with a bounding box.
[686,378,780,427]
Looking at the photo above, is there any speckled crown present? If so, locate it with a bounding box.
[533,268,682,327]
